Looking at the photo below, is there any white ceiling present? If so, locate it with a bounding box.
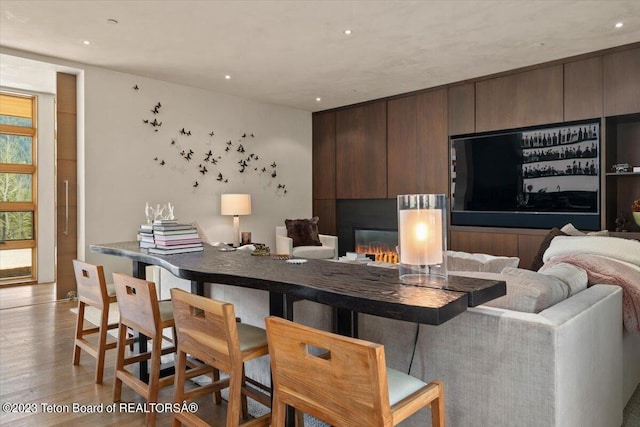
[1,1,639,112]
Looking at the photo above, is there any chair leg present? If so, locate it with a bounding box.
[113,324,127,402]
[271,394,287,427]
[226,364,244,427]
[241,364,249,420]
[146,335,163,427]
[172,350,187,427]
[430,380,446,427]
[95,305,109,383]
[295,409,305,427]
[212,367,222,405]
[72,302,85,365]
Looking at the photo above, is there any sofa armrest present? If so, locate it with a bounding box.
[319,234,338,259]
[275,234,293,255]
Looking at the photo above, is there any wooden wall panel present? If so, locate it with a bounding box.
[564,57,603,121]
[56,73,77,300]
[604,47,640,116]
[336,101,387,199]
[312,112,336,200]
[448,83,475,135]
[313,199,337,235]
[417,89,448,194]
[387,95,418,197]
[449,230,519,257]
[476,65,563,132]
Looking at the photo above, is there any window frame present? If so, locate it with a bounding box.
[0,92,37,284]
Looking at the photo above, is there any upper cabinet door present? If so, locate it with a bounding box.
[448,83,475,136]
[564,57,603,121]
[312,111,336,200]
[476,65,563,132]
[416,89,448,194]
[387,95,418,197]
[336,101,387,199]
[604,47,640,116]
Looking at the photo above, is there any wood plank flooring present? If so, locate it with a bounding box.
[0,285,233,426]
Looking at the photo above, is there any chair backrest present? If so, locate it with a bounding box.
[265,316,392,426]
[113,273,161,338]
[73,260,109,307]
[170,288,241,373]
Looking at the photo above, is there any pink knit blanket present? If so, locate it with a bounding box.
[541,254,640,332]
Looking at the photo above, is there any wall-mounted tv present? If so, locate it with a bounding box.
[450,119,601,230]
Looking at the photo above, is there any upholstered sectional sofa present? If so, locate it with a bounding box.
[360,235,640,427]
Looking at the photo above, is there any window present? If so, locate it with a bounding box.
[0,93,37,283]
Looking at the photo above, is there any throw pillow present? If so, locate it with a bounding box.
[446,250,520,273]
[529,228,567,271]
[285,217,322,247]
[561,223,609,237]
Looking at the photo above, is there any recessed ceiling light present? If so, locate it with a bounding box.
[225,75,231,80]
[344,29,352,35]
[82,40,91,45]
[615,22,623,28]
[316,97,321,102]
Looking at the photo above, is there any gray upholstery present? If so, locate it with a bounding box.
[386,367,428,406]
[237,322,268,352]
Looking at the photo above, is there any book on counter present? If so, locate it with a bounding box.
[148,245,203,255]
[138,219,203,254]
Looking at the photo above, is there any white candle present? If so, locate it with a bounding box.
[399,209,443,266]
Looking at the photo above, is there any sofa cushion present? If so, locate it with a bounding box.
[446,250,519,273]
[285,217,322,247]
[530,228,567,271]
[538,262,588,296]
[451,268,571,313]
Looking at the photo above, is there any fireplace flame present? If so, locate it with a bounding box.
[355,243,399,264]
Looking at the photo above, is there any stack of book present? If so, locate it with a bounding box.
[138,223,155,249]
[139,220,204,254]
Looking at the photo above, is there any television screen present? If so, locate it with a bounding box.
[450,119,601,230]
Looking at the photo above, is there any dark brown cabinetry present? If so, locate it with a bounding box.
[312,111,336,200]
[385,89,448,198]
[448,83,475,136]
[475,65,563,132]
[335,101,387,199]
[564,57,603,121]
[604,113,640,232]
[604,47,640,116]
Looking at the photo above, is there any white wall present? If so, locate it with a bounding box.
[0,48,314,285]
[81,65,312,275]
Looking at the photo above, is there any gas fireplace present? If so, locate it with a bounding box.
[336,199,398,259]
[354,229,398,263]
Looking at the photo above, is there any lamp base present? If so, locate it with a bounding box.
[232,215,240,247]
[399,263,447,285]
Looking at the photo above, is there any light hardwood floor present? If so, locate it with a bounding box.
[0,284,232,426]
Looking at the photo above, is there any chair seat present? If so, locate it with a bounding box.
[292,245,335,259]
[237,322,268,351]
[387,368,429,406]
[158,300,175,322]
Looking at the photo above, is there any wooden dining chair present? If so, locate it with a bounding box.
[112,273,210,427]
[170,288,271,427]
[72,259,120,383]
[265,316,446,427]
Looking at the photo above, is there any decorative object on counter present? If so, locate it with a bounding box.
[272,254,293,260]
[633,199,640,227]
[615,214,629,232]
[251,243,270,256]
[397,194,448,284]
[241,231,252,245]
[144,202,175,223]
[221,194,252,247]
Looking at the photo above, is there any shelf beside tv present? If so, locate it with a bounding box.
[604,172,640,176]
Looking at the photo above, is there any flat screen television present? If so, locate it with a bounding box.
[450,119,601,230]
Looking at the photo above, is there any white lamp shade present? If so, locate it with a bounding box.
[221,194,252,216]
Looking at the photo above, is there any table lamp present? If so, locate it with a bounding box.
[397,194,448,284]
[221,194,252,247]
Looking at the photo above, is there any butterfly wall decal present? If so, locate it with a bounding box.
[209,131,215,136]
[193,181,199,187]
[133,84,140,90]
